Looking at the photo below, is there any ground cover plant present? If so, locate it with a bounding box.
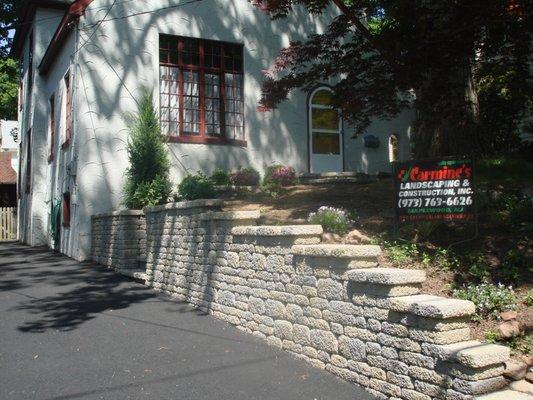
[308,206,354,235]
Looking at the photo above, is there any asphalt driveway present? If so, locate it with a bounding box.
[0,242,373,400]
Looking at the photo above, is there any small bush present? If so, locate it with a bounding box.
[178,173,216,200]
[210,168,230,186]
[264,164,298,186]
[126,174,172,207]
[383,241,419,267]
[308,206,354,235]
[453,282,517,321]
[230,167,260,186]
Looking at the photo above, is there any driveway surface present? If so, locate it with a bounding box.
[0,242,374,400]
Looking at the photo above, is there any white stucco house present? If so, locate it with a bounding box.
[13,0,413,261]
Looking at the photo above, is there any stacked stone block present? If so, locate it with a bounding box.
[91,210,146,275]
[119,200,511,400]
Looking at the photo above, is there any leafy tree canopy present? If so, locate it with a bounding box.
[0,57,18,120]
[0,0,20,120]
[251,0,531,157]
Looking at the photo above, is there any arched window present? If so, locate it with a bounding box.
[389,134,399,162]
[309,87,343,172]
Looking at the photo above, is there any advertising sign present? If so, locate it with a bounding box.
[393,157,475,222]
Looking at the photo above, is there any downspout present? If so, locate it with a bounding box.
[71,18,81,259]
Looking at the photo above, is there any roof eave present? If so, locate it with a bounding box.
[39,0,95,76]
[11,1,72,59]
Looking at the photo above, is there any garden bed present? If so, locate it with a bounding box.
[219,170,532,361]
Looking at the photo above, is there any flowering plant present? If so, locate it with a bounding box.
[453,283,517,321]
[229,167,261,186]
[308,206,355,234]
[264,164,297,186]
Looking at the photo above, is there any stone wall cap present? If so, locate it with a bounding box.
[346,268,426,285]
[92,209,144,218]
[231,225,323,236]
[436,341,510,368]
[291,244,381,258]
[143,199,223,213]
[200,210,260,221]
[391,295,475,319]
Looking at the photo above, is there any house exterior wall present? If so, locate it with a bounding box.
[18,0,413,260]
[17,7,75,249]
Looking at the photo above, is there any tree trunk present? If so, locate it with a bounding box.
[412,61,481,158]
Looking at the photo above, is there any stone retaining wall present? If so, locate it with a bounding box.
[141,200,511,400]
[91,210,146,274]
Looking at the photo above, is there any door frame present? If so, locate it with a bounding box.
[306,85,345,173]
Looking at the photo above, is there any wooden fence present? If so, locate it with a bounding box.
[0,207,17,241]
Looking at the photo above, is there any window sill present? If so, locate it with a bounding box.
[167,135,247,147]
[61,139,70,150]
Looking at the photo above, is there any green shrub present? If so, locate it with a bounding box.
[465,253,492,282]
[126,175,172,207]
[263,164,298,186]
[383,241,419,267]
[230,167,261,186]
[500,249,528,283]
[453,282,517,321]
[178,173,216,200]
[307,206,354,235]
[124,88,172,209]
[210,168,230,186]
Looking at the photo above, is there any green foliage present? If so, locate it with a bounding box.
[465,253,492,283]
[453,283,517,321]
[124,88,171,209]
[524,290,533,307]
[0,1,22,57]
[500,249,529,284]
[484,330,501,343]
[125,175,172,208]
[421,248,460,271]
[476,61,532,154]
[178,173,216,200]
[307,206,354,235]
[229,167,261,186]
[0,58,18,120]
[383,241,419,267]
[263,164,298,186]
[210,168,230,186]
[477,157,533,186]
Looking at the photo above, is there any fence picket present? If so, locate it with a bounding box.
[0,207,17,241]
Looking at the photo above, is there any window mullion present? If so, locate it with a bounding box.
[220,44,226,138]
[178,38,184,136]
[199,41,206,138]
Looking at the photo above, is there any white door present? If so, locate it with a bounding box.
[309,87,343,173]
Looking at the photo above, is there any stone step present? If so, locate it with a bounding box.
[475,389,533,400]
[117,268,147,282]
[291,244,381,259]
[231,225,323,237]
[200,210,260,221]
[390,295,475,319]
[424,340,510,368]
[346,268,426,285]
[346,268,426,297]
